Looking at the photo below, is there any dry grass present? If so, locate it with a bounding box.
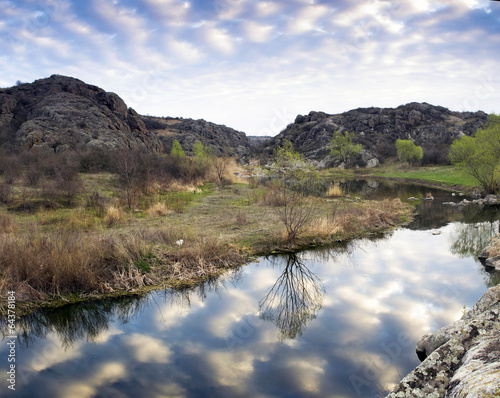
[0,228,145,302]
[0,224,245,310]
[326,182,344,197]
[0,212,17,234]
[146,202,171,217]
[168,180,203,193]
[105,206,124,226]
[305,198,409,241]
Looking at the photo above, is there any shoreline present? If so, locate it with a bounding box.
[0,184,412,318]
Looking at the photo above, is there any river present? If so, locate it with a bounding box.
[1,180,499,398]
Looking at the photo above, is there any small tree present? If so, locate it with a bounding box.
[170,139,185,158]
[448,114,500,194]
[329,130,363,167]
[395,139,423,166]
[211,147,232,186]
[271,140,320,244]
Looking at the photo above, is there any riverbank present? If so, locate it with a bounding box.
[0,178,413,317]
[321,164,480,194]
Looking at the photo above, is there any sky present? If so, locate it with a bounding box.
[0,0,499,136]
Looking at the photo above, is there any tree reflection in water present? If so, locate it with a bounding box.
[0,294,149,349]
[450,205,500,259]
[259,253,325,341]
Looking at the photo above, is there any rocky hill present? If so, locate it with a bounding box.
[0,75,162,153]
[263,103,488,167]
[141,115,251,157]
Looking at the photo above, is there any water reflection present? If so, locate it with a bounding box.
[259,254,325,340]
[449,221,499,258]
[1,181,499,398]
[0,295,148,349]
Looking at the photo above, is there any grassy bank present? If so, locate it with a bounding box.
[0,172,412,316]
[322,164,479,191]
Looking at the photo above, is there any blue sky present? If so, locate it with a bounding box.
[0,0,499,135]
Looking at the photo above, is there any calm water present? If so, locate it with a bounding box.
[1,181,499,398]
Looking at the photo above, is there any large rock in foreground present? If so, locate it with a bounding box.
[387,285,500,397]
[0,75,162,153]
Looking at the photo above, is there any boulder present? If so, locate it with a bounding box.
[388,285,500,397]
[0,75,162,153]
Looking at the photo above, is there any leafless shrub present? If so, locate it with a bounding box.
[236,210,247,225]
[0,184,11,204]
[25,164,43,187]
[85,192,106,218]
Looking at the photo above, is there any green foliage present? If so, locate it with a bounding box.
[329,130,363,166]
[170,139,185,158]
[273,139,321,195]
[448,114,500,193]
[395,139,423,166]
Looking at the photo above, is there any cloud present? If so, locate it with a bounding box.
[123,333,172,363]
[287,4,330,34]
[61,362,127,398]
[243,21,274,43]
[201,23,237,55]
[253,1,283,18]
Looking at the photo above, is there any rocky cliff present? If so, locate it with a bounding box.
[263,103,488,167]
[142,115,251,157]
[387,284,500,397]
[0,75,162,153]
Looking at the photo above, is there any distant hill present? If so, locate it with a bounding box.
[141,116,251,157]
[0,75,162,153]
[262,102,488,167]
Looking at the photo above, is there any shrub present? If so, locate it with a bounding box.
[0,183,11,204]
[85,192,106,218]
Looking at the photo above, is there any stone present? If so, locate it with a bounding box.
[142,116,251,158]
[388,285,500,397]
[0,75,162,154]
[485,194,498,205]
[264,102,488,168]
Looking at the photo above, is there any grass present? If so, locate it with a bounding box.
[0,171,413,316]
[322,164,480,190]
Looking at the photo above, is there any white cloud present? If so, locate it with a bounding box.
[243,21,274,43]
[287,4,330,34]
[167,38,204,62]
[61,362,127,398]
[123,333,172,363]
[201,23,237,55]
[254,1,283,18]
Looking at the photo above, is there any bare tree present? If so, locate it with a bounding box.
[259,253,325,340]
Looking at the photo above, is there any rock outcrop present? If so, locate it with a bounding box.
[142,116,251,157]
[0,75,162,153]
[387,285,500,397]
[479,235,500,272]
[263,103,488,168]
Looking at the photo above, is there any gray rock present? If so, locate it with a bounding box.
[388,285,500,398]
[264,102,488,168]
[0,75,162,153]
[142,116,250,158]
[485,194,498,205]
